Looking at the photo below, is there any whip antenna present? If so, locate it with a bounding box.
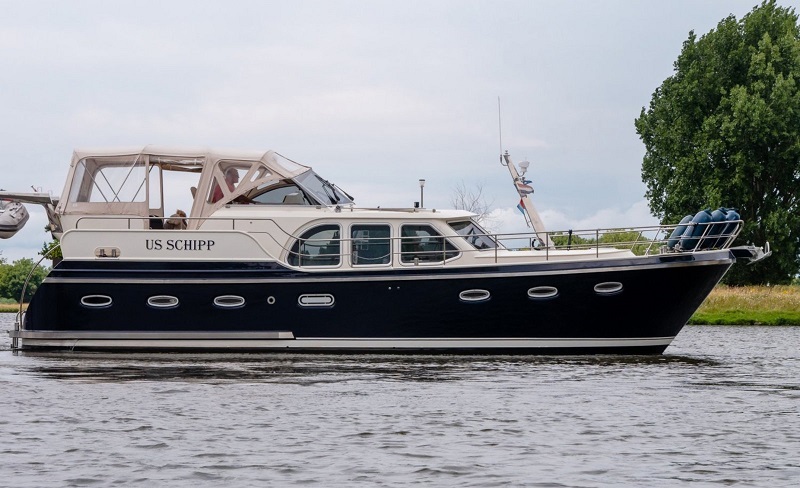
[498,96,504,164]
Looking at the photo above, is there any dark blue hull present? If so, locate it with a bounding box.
[18,251,734,354]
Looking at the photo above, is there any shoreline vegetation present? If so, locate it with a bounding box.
[689,285,800,326]
[1,285,798,324]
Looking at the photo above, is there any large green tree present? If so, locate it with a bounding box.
[635,1,800,284]
[0,258,48,303]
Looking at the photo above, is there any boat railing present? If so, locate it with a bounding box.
[70,216,743,267]
[281,219,742,267]
[487,219,743,258]
[12,241,61,350]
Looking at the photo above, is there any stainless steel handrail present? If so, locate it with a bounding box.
[68,216,744,268]
[13,243,61,350]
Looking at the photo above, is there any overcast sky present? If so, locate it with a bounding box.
[0,0,771,262]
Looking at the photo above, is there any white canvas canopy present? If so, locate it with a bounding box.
[56,146,313,230]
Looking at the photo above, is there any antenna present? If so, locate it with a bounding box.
[497,96,503,163]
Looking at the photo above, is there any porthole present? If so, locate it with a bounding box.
[147,295,179,309]
[213,295,245,309]
[267,296,276,305]
[459,289,491,303]
[80,295,113,309]
[594,282,623,295]
[528,286,559,299]
[298,294,335,307]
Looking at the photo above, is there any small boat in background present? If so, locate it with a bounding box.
[0,198,29,239]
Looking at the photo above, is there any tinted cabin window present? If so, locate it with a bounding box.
[250,184,310,205]
[289,225,341,266]
[400,225,459,263]
[351,225,391,266]
[449,220,498,249]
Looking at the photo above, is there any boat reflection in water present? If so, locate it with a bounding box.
[1,146,769,354]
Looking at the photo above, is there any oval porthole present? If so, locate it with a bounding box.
[298,294,335,307]
[213,295,245,309]
[459,289,491,303]
[147,295,179,309]
[80,295,113,309]
[594,282,623,295]
[528,286,559,299]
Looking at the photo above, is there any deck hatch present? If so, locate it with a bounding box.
[213,295,245,309]
[594,282,623,295]
[147,295,179,309]
[80,295,113,309]
[459,289,491,302]
[528,286,559,299]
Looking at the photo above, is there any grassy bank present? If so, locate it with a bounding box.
[0,303,25,313]
[689,285,800,325]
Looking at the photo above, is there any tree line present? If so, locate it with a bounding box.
[0,257,48,303]
[636,0,800,284]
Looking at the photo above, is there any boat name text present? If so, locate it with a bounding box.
[145,239,215,251]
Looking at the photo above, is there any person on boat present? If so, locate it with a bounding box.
[211,167,240,203]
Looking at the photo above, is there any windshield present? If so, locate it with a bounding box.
[449,220,499,249]
[294,171,354,205]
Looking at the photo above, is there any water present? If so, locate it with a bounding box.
[1,314,798,487]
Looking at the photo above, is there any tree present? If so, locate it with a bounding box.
[549,230,652,256]
[40,239,63,266]
[635,0,800,284]
[450,181,496,229]
[0,258,49,302]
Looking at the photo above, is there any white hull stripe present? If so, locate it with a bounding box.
[14,336,674,350]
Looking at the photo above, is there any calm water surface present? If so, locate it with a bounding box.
[1,314,798,487]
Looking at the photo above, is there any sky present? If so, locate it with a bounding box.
[0,0,776,262]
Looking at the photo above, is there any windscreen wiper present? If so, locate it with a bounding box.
[320,178,341,204]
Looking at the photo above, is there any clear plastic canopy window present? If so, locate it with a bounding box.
[68,155,147,203]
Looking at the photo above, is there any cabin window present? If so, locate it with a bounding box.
[69,156,148,203]
[289,224,341,266]
[294,171,354,205]
[459,289,491,302]
[80,295,113,309]
[249,182,311,205]
[449,220,498,249]
[528,286,559,299]
[400,225,459,263]
[147,295,180,309]
[298,294,335,307]
[208,160,273,204]
[213,295,246,309]
[351,224,391,266]
[594,282,623,295]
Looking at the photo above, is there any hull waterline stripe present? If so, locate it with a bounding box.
[42,259,733,285]
[12,331,294,340]
[13,334,674,349]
